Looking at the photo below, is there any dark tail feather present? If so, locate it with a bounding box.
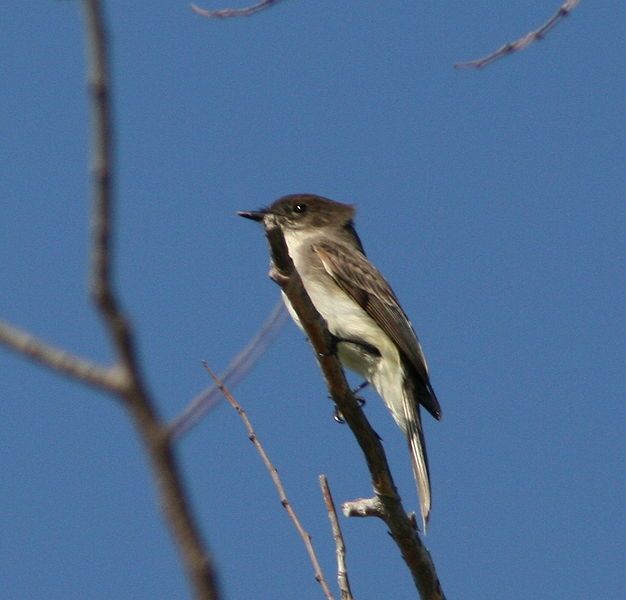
[406,363,442,421]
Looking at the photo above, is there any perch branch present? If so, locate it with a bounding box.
[455,0,581,69]
[260,222,445,600]
[204,364,335,600]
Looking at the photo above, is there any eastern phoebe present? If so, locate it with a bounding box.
[239,194,441,528]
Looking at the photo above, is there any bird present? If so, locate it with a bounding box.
[239,194,441,528]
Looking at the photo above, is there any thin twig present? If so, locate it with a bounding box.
[260,223,445,600]
[82,3,220,599]
[170,300,288,439]
[203,364,335,600]
[319,476,354,600]
[191,0,288,19]
[0,320,126,393]
[455,0,581,69]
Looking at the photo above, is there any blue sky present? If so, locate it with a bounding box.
[1,2,624,599]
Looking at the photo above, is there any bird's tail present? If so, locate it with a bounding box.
[402,382,431,532]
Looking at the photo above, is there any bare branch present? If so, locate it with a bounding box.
[319,476,354,600]
[455,0,581,70]
[191,0,288,19]
[170,300,288,439]
[260,223,446,600]
[203,365,335,600]
[82,3,220,598]
[0,320,125,393]
[85,0,139,377]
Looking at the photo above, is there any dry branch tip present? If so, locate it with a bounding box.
[191,0,288,19]
[454,0,581,69]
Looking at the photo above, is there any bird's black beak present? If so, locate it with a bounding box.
[237,209,266,222]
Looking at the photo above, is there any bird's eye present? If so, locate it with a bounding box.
[293,203,307,214]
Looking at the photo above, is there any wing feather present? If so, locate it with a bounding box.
[313,241,441,419]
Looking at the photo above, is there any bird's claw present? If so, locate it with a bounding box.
[333,395,365,424]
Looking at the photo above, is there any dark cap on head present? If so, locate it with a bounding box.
[238,194,355,228]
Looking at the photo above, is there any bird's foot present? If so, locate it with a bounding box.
[332,395,366,424]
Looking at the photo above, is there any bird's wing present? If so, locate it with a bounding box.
[313,240,441,419]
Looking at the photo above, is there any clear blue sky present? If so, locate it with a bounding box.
[1,2,624,599]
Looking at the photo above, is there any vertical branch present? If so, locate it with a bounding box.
[319,476,354,600]
[84,0,135,372]
[81,2,220,599]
